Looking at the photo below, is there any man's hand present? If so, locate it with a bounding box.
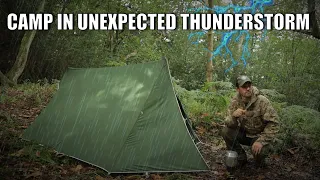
[252,142,263,155]
[232,108,246,118]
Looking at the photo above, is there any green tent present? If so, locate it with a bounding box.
[23,59,209,173]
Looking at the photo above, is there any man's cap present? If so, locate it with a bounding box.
[237,75,251,87]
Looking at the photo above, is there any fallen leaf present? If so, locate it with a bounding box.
[55,153,65,158]
[200,113,209,118]
[20,114,31,118]
[287,147,300,155]
[196,126,206,135]
[61,169,68,175]
[211,121,222,127]
[287,148,295,155]
[71,165,83,173]
[285,166,292,172]
[96,175,105,180]
[25,171,42,179]
[211,142,224,151]
[213,171,220,175]
[18,126,28,129]
[36,151,41,157]
[125,175,142,180]
[10,148,24,157]
[56,166,68,175]
[150,174,163,179]
[270,154,281,161]
[257,175,265,180]
[290,163,296,169]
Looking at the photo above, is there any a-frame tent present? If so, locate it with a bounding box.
[23,59,209,173]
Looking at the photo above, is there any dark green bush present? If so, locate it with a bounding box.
[278,105,320,149]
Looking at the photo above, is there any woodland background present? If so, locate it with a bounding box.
[0,0,320,179]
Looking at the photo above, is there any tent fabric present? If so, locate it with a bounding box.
[23,59,209,173]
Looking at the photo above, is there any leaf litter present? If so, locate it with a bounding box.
[0,86,320,180]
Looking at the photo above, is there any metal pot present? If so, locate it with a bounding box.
[225,150,238,168]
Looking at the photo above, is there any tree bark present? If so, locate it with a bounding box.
[308,0,320,39]
[60,0,69,14]
[5,0,46,85]
[0,70,15,87]
[295,0,320,39]
[206,0,214,83]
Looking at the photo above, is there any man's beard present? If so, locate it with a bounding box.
[243,91,252,97]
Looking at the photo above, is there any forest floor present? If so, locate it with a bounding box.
[1,87,320,180]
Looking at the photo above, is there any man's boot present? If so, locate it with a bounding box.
[253,145,270,168]
[237,150,248,168]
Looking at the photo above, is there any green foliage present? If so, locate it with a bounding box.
[173,79,235,124]
[270,101,288,117]
[201,81,234,95]
[21,0,194,82]
[4,0,320,156]
[260,89,287,102]
[241,30,320,110]
[278,105,320,149]
[164,29,208,90]
[1,81,57,106]
[22,144,56,164]
[4,0,320,111]
[105,61,127,67]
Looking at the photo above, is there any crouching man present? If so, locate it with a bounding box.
[221,75,280,168]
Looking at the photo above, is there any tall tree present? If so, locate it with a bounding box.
[206,0,214,82]
[0,0,46,86]
[308,0,320,39]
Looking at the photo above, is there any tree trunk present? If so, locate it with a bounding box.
[308,0,320,39]
[60,0,69,14]
[5,0,46,85]
[0,70,15,87]
[230,35,245,80]
[206,0,214,83]
[296,0,320,39]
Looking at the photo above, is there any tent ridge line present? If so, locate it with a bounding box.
[112,60,165,168]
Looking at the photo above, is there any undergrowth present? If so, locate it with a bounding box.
[278,105,320,150]
[174,81,320,151]
[1,81,320,179]
[173,80,235,126]
[0,81,58,106]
